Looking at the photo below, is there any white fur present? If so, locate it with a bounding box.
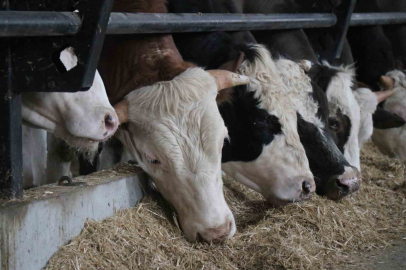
[323,63,361,170]
[372,70,406,160]
[223,45,317,205]
[353,87,378,148]
[116,67,235,242]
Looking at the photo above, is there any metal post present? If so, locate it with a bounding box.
[332,0,357,60]
[0,43,23,199]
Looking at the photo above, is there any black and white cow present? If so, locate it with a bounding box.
[168,0,362,201]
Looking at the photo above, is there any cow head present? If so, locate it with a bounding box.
[114,68,250,242]
[303,62,361,200]
[22,48,118,152]
[356,72,405,145]
[218,45,316,206]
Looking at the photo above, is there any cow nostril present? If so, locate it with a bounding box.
[104,114,117,133]
[336,179,350,194]
[302,180,312,194]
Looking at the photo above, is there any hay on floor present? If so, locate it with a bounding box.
[46,142,406,270]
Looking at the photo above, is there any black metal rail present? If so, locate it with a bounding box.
[2,12,406,37]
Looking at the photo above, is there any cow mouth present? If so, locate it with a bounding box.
[55,126,115,151]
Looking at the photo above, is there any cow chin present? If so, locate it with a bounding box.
[53,126,102,157]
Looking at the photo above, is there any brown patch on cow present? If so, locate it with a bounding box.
[98,0,196,105]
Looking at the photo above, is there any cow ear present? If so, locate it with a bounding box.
[372,107,406,129]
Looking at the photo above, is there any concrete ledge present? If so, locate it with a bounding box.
[0,163,147,270]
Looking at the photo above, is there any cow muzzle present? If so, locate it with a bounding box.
[325,166,361,200]
[196,217,236,243]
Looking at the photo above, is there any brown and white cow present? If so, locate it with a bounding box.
[97,0,251,242]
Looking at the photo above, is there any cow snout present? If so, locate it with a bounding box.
[300,177,316,200]
[197,220,233,243]
[103,112,118,137]
[326,166,361,200]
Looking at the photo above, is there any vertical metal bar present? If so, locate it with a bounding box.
[0,42,23,199]
[332,0,357,59]
[0,0,23,199]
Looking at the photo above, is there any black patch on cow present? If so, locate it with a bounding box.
[307,64,339,93]
[329,110,352,153]
[297,113,349,196]
[220,85,282,163]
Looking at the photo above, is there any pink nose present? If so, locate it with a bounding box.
[336,168,360,195]
[103,113,118,137]
[197,221,232,243]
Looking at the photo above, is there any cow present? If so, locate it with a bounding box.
[21,48,118,188]
[95,0,252,243]
[22,47,118,152]
[169,0,361,200]
[346,0,406,157]
[372,72,406,160]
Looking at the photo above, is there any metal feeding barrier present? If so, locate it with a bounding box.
[1,0,406,198]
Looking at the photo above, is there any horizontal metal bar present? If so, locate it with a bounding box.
[0,11,82,37]
[350,12,406,26]
[1,12,406,37]
[106,13,337,34]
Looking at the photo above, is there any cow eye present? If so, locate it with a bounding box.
[329,117,341,132]
[254,115,268,127]
[149,159,160,165]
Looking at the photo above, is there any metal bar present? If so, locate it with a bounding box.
[0,43,23,199]
[332,0,357,59]
[350,12,406,26]
[2,12,406,37]
[107,13,337,34]
[0,11,81,37]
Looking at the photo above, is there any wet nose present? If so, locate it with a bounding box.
[103,112,118,137]
[336,166,360,195]
[300,177,316,200]
[302,180,313,195]
[197,221,232,243]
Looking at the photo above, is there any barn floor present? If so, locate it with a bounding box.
[45,142,406,270]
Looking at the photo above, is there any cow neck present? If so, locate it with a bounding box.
[101,34,196,105]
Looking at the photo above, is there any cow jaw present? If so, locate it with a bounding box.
[116,68,236,242]
[222,136,315,206]
[21,70,118,151]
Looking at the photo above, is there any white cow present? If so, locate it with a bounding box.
[22,48,117,188]
[372,71,406,159]
[22,48,118,152]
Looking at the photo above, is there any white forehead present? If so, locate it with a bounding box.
[321,62,358,117]
[387,69,406,86]
[125,67,217,117]
[122,67,224,168]
[238,45,323,129]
